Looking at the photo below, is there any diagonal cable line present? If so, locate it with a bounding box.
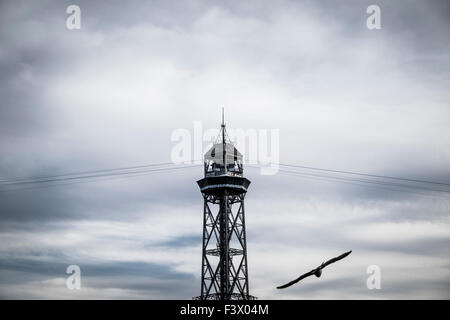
[0,161,202,186]
[246,165,450,196]
[274,162,450,187]
[276,168,450,195]
[0,161,175,184]
[276,169,450,193]
[0,165,201,192]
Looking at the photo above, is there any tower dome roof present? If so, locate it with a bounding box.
[204,143,243,165]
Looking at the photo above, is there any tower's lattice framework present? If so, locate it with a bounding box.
[195,115,255,300]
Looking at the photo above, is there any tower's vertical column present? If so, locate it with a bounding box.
[200,196,208,298]
[219,191,230,299]
[240,195,250,297]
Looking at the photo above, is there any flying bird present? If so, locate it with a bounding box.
[277,250,352,289]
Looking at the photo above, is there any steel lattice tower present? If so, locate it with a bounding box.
[195,112,255,300]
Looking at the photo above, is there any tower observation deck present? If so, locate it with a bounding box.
[195,111,255,300]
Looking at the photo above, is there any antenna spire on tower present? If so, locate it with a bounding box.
[221,107,226,173]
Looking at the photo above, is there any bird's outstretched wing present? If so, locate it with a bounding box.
[276,268,316,289]
[276,250,352,289]
[321,250,352,268]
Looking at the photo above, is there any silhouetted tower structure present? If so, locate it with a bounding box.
[196,111,255,300]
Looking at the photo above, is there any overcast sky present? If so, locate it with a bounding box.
[0,0,449,299]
